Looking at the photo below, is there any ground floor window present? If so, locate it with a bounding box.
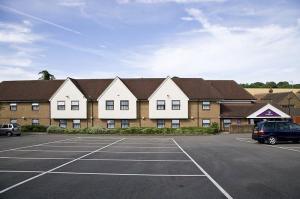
[10,119,17,124]
[107,120,115,128]
[157,119,165,128]
[223,119,231,128]
[202,119,211,127]
[32,119,39,125]
[121,120,129,128]
[171,119,180,128]
[73,120,80,129]
[59,120,67,128]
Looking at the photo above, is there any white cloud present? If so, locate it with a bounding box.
[0,67,37,81]
[117,0,226,3]
[0,56,32,67]
[0,21,42,44]
[58,0,86,7]
[122,8,300,82]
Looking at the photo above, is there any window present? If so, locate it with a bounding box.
[290,123,300,131]
[57,101,65,110]
[32,119,39,126]
[202,119,211,127]
[107,120,115,128]
[59,120,67,128]
[106,100,114,110]
[73,120,80,129]
[223,119,231,128]
[32,103,39,111]
[121,120,129,128]
[237,119,241,125]
[277,123,289,131]
[120,100,129,110]
[172,100,180,110]
[10,103,17,111]
[157,100,165,110]
[157,119,165,128]
[171,119,180,128]
[71,101,79,110]
[2,124,8,128]
[10,119,17,124]
[202,101,210,110]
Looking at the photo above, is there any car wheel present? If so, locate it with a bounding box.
[7,132,13,137]
[267,136,277,145]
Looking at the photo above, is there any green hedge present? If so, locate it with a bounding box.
[47,123,219,135]
[21,125,48,132]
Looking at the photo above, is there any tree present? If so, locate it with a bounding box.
[277,81,290,88]
[265,81,277,88]
[38,70,55,80]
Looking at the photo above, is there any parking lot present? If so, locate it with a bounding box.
[0,134,299,199]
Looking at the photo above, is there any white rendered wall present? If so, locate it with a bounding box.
[50,79,87,119]
[149,78,189,119]
[98,78,137,119]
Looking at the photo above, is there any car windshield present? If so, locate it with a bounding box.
[12,123,20,127]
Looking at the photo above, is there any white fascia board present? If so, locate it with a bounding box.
[97,76,137,101]
[247,103,290,119]
[148,76,189,100]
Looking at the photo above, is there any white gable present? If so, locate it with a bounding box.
[98,77,137,119]
[247,104,290,119]
[50,78,87,119]
[148,77,189,119]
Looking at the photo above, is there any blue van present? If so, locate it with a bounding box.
[252,121,300,145]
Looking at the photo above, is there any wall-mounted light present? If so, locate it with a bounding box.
[142,117,145,120]
[191,116,194,120]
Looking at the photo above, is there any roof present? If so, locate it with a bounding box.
[0,80,63,101]
[172,78,222,100]
[281,107,300,117]
[0,77,256,101]
[261,92,293,104]
[207,80,256,100]
[220,103,266,118]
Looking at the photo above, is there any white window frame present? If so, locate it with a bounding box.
[73,119,80,128]
[10,103,17,111]
[171,119,180,128]
[202,101,211,110]
[106,100,114,110]
[202,119,211,127]
[57,101,65,110]
[71,100,79,110]
[157,119,165,128]
[172,100,180,110]
[223,119,231,128]
[32,103,39,111]
[59,119,67,128]
[107,120,115,128]
[120,100,129,110]
[157,100,165,110]
[121,119,129,128]
[32,119,39,126]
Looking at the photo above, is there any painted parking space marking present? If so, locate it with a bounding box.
[172,138,233,199]
[0,157,74,160]
[95,151,182,154]
[236,137,300,153]
[0,137,78,153]
[0,138,125,194]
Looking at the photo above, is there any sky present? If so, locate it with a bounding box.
[0,0,300,83]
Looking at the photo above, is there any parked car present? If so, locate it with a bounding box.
[252,121,300,145]
[0,123,21,136]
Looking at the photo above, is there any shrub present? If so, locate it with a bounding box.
[21,125,47,132]
[45,125,219,135]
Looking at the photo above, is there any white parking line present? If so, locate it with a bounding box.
[236,138,300,153]
[0,138,125,194]
[54,142,113,145]
[0,137,77,153]
[172,138,233,199]
[15,149,91,153]
[0,170,205,177]
[96,151,182,154]
[79,158,191,162]
[110,146,177,149]
[0,157,74,160]
[38,145,102,148]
